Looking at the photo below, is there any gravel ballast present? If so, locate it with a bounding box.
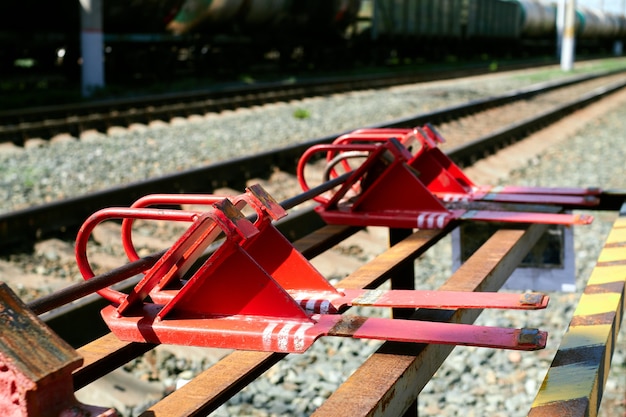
[2,60,625,416]
[2,59,626,213]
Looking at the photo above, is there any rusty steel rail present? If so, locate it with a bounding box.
[0,58,565,144]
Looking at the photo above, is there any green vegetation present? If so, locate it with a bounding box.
[2,56,626,113]
[293,108,311,119]
[511,56,626,84]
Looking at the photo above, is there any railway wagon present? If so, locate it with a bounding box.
[166,0,361,37]
[369,0,522,39]
[360,0,626,60]
[159,0,363,72]
[513,0,557,37]
[365,0,626,40]
[362,0,541,59]
[3,0,626,83]
[0,0,183,77]
[0,0,362,79]
[576,6,626,39]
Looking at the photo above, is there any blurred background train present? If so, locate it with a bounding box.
[2,0,626,84]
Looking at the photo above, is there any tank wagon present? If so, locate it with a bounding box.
[166,0,361,37]
[2,0,625,82]
[361,0,626,61]
[1,0,361,80]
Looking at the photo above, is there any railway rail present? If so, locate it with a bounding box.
[0,58,603,145]
[2,67,626,249]
[1,65,626,417]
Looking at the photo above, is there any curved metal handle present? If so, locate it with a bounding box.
[297,143,379,204]
[75,207,199,304]
[120,194,226,265]
[120,191,274,265]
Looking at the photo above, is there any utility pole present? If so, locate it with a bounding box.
[80,0,105,97]
[556,0,565,57]
[560,0,576,71]
[616,0,626,55]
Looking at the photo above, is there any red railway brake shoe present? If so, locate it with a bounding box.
[297,125,595,229]
[76,185,549,353]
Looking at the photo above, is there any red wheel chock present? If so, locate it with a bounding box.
[76,185,548,353]
[297,124,595,229]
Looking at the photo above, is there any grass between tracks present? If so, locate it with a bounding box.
[2,55,626,113]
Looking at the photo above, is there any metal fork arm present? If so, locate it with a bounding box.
[291,289,549,313]
[324,315,547,351]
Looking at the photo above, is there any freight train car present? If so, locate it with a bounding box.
[0,0,362,81]
[166,0,361,37]
[359,0,525,59]
[0,0,186,80]
[359,0,626,62]
[158,0,362,73]
[2,0,625,85]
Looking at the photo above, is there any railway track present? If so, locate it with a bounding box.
[0,59,600,145]
[1,65,625,417]
[2,68,626,249]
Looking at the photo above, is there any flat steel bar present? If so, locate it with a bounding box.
[74,333,156,390]
[311,223,548,417]
[327,316,547,350]
[336,288,549,309]
[528,206,626,417]
[138,227,450,416]
[0,283,82,397]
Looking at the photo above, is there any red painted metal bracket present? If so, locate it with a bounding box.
[76,185,549,353]
[296,125,595,229]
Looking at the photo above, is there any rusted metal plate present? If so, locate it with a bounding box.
[311,224,548,417]
[528,212,626,417]
[74,334,155,391]
[139,350,284,417]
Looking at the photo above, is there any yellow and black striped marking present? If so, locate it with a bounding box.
[528,206,626,417]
